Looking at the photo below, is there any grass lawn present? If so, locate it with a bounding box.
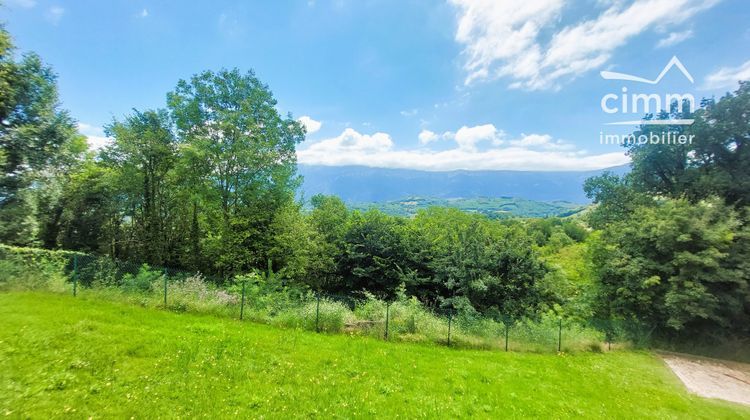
[1,292,748,419]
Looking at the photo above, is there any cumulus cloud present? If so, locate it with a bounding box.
[453,124,503,150]
[418,129,439,144]
[139,8,149,18]
[656,30,694,48]
[449,0,719,90]
[78,123,112,151]
[297,126,628,171]
[298,116,322,134]
[702,60,750,90]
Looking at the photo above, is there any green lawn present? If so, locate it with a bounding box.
[1,292,747,419]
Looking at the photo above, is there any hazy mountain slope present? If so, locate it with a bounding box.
[298,164,630,203]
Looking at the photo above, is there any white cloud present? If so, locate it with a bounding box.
[453,124,503,150]
[510,133,575,150]
[301,128,393,155]
[45,6,65,25]
[77,123,112,151]
[418,129,439,144]
[656,29,693,48]
[139,8,149,18]
[298,116,322,134]
[400,109,418,117]
[449,0,719,90]
[702,60,750,90]
[297,126,628,171]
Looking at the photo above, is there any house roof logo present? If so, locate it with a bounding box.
[600,56,694,84]
[600,56,695,126]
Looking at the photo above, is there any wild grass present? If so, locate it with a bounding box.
[0,251,611,353]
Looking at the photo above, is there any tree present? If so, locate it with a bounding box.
[101,109,178,264]
[0,25,84,245]
[342,210,406,299]
[305,195,350,292]
[406,208,548,318]
[624,82,750,207]
[591,198,750,339]
[583,172,650,229]
[167,68,305,275]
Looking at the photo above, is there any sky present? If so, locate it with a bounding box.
[2,0,749,171]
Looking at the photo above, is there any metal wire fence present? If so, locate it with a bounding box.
[1,244,641,353]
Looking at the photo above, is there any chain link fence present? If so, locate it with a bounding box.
[1,244,642,353]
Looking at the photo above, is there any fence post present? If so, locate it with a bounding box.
[558,317,562,352]
[72,254,78,297]
[163,268,168,307]
[315,294,321,333]
[384,302,390,340]
[505,321,509,352]
[447,311,452,347]
[240,280,246,320]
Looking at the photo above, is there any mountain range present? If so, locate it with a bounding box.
[298,164,630,204]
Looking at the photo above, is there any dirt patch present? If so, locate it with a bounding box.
[662,352,750,406]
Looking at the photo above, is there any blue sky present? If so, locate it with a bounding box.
[2,0,749,171]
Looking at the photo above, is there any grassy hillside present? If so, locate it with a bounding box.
[1,292,747,418]
[349,197,586,219]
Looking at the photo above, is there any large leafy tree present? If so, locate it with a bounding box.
[624,83,750,206]
[410,208,547,318]
[0,25,84,245]
[591,199,749,338]
[100,109,178,264]
[167,69,305,275]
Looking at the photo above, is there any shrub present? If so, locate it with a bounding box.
[0,244,71,292]
[121,264,161,294]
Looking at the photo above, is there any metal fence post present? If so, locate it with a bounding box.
[240,280,246,320]
[384,302,390,340]
[72,254,78,297]
[163,268,168,307]
[447,311,452,346]
[505,321,509,352]
[315,294,321,332]
[558,317,562,352]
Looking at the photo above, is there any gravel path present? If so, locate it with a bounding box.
[662,353,750,406]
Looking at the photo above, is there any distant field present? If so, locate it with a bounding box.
[1,293,748,418]
[349,196,586,219]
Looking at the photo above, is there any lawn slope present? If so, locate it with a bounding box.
[1,292,747,418]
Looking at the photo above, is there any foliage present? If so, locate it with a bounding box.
[0,26,86,246]
[624,83,750,207]
[583,83,750,342]
[590,198,750,340]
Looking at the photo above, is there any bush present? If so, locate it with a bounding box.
[0,244,71,292]
[121,264,161,294]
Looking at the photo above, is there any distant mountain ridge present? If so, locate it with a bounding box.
[298,164,630,204]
